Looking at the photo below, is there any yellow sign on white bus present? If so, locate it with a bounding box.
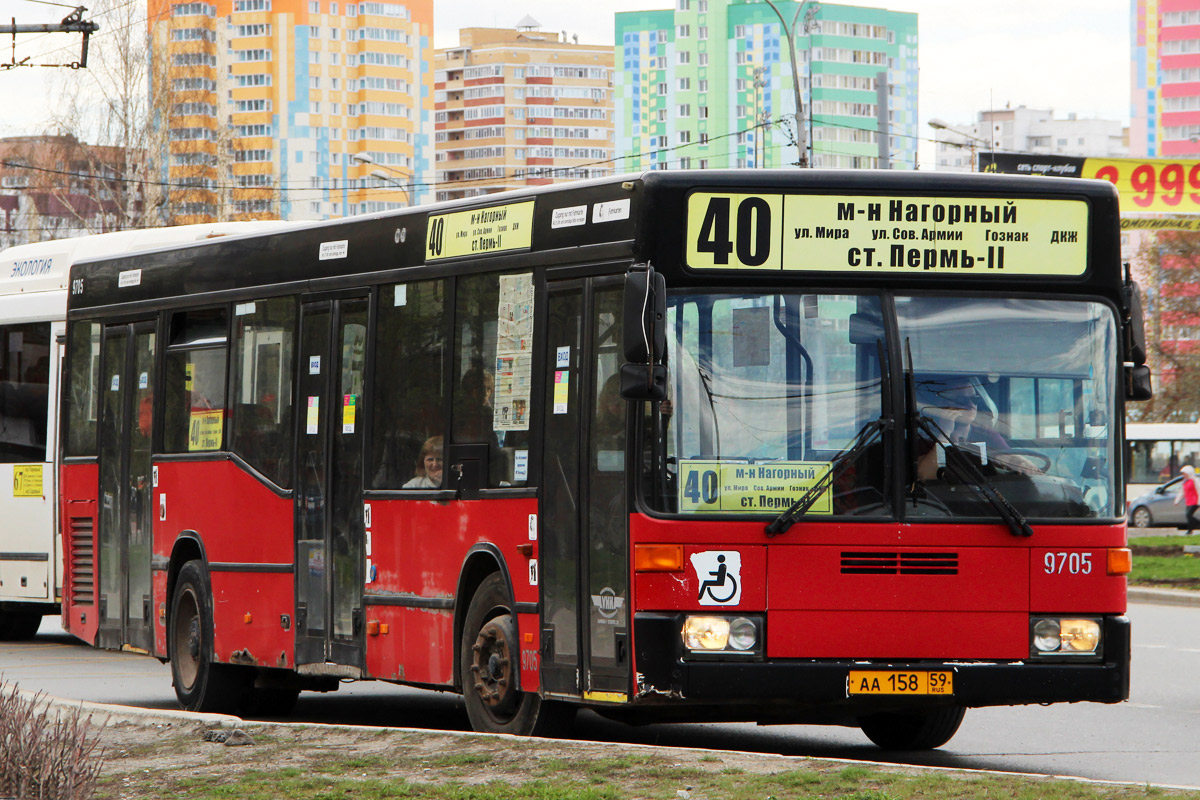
[685,192,1089,276]
[426,200,535,261]
[12,464,43,497]
[678,459,831,515]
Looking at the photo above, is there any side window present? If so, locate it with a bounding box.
[65,321,101,457]
[371,280,446,489]
[453,272,534,488]
[163,308,229,453]
[0,322,51,462]
[230,298,296,486]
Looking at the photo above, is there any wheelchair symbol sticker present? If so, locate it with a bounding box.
[690,550,742,606]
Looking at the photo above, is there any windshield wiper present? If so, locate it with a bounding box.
[765,417,889,537]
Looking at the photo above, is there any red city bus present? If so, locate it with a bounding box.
[59,170,1149,748]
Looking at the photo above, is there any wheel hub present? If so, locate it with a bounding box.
[471,616,516,715]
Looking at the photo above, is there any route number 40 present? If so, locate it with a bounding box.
[689,194,782,270]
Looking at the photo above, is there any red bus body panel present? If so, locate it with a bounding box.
[59,462,99,644]
[631,515,1127,661]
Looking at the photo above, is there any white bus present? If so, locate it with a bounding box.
[1125,421,1200,498]
[0,223,290,639]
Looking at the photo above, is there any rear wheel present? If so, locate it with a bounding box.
[0,610,42,641]
[460,572,573,737]
[858,706,965,750]
[169,560,248,714]
[1130,506,1153,529]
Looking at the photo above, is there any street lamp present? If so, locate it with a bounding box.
[762,0,819,168]
[927,118,991,172]
[352,153,410,205]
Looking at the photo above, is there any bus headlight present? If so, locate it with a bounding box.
[681,615,762,659]
[1030,617,1101,657]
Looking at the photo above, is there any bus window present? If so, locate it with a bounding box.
[65,321,101,458]
[371,280,446,489]
[452,272,533,489]
[163,308,229,454]
[646,292,886,516]
[230,298,296,486]
[0,323,51,463]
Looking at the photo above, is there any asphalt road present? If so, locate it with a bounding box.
[3,600,1198,789]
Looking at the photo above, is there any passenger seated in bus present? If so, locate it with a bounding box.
[915,376,1040,475]
[402,436,444,489]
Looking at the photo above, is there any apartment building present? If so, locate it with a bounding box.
[1131,0,1200,158]
[433,19,615,202]
[932,106,1127,172]
[149,0,432,222]
[614,0,918,171]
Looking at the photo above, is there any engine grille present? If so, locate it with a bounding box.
[69,517,95,605]
[840,551,959,576]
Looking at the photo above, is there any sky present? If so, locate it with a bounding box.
[0,0,1131,157]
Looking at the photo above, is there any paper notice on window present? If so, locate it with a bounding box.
[494,273,534,431]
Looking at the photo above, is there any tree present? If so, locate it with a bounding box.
[1128,230,1200,423]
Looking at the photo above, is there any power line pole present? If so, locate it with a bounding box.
[2,6,100,70]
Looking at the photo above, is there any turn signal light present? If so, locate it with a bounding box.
[635,544,684,572]
[1107,548,1132,575]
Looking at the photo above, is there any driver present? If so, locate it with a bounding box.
[915,376,1040,475]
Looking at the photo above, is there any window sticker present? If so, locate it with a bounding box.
[553,370,569,414]
[514,450,528,480]
[306,396,320,434]
[494,273,534,431]
[342,394,357,433]
[309,355,321,375]
[556,345,571,368]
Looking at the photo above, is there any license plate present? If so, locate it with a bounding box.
[847,670,954,696]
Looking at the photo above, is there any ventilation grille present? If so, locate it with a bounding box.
[840,551,959,576]
[69,517,95,605]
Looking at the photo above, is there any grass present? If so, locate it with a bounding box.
[95,726,1200,800]
[1128,534,1200,588]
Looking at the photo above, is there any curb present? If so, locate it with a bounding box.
[1127,586,1200,607]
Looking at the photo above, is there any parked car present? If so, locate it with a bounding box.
[1127,476,1186,528]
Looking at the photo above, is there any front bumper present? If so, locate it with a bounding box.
[633,613,1130,710]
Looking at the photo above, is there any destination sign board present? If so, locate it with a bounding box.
[426,200,535,261]
[684,192,1089,276]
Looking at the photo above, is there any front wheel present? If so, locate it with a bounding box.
[459,572,572,736]
[858,706,965,750]
[1130,506,1153,529]
[169,560,248,714]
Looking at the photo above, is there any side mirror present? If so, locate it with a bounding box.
[620,362,667,400]
[1123,276,1148,367]
[1126,364,1153,402]
[623,266,666,365]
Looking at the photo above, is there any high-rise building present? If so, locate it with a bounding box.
[1132,0,1200,158]
[149,0,432,223]
[433,19,616,202]
[614,0,917,171]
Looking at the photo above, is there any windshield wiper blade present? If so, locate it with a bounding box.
[914,415,1034,538]
[765,417,889,537]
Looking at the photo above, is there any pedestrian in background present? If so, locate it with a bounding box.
[1173,464,1200,534]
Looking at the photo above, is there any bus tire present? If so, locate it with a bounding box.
[0,610,42,641]
[459,572,573,737]
[858,706,965,750]
[169,560,248,715]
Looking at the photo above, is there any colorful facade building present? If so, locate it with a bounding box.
[614,0,918,171]
[433,19,615,202]
[1131,0,1200,159]
[148,0,433,222]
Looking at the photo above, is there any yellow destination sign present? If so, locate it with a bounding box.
[678,459,831,515]
[426,200,535,261]
[12,464,43,497]
[685,192,1089,276]
[188,409,224,452]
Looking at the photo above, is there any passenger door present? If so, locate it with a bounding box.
[538,278,631,699]
[95,321,156,653]
[294,297,369,673]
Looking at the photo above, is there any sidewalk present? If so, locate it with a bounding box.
[1127,586,1200,607]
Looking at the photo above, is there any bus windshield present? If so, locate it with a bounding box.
[644,293,1119,521]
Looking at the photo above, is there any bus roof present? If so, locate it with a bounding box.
[0,221,294,297]
[65,170,1127,315]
